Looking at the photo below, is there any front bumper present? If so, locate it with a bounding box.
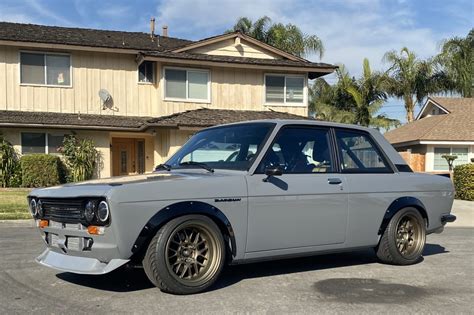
[36,248,129,275]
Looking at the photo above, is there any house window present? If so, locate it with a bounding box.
[138,61,155,83]
[20,52,71,86]
[265,74,305,105]
[47,134,65,154]
[164,68,210,102]
[21,133,46,154]
[21,132,65,155]
[434,147,469,171]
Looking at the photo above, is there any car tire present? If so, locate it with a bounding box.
[143,214,225,295]
[376,207,426,265]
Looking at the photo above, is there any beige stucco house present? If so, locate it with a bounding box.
[0,21,336,178]
[384,97,474,173]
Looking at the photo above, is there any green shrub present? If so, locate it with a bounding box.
[20,154,66,187]
[453,163,474,201]
[0,135,20,187]
[60,135,98,182]
[8,163,22,187]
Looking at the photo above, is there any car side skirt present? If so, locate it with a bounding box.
[130,201,237,259]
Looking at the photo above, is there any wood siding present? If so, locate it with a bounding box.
[0,45,308,117]
[188,38,280,59]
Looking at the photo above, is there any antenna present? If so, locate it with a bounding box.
[99,89,118,111]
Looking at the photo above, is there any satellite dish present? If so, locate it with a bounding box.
[98,89,118,111]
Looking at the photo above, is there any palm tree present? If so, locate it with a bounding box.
[346,58,397,128]
[310,62,399,129]
[228,16,324,58]
[436,29,473,97]
[309,65,356,112]
[229,16,270,42]
[383,47,443,122]
[310,78,353,123]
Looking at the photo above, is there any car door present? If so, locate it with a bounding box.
[245,126,349,255]
[332,128,399,248]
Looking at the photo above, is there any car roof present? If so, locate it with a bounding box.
[202,119,373,132]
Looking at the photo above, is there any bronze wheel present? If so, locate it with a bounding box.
[143,215,225,294]
[165,222,222,287]
[395,213,425,259]
[376,207,426,265]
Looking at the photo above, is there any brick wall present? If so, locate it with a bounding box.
[399,151,426,172]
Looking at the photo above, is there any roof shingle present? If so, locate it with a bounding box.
[0,22,191,51]
[0,110,148,130]
[0,108,311,130]
[0,22,336,76]
[148,108,311,127]
[384,97,474,144]
[142,51,335,78]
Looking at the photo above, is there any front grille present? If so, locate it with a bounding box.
[41,198,84,223]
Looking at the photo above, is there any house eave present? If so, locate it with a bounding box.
[0,122,147,132]
[390,140,474,147]
[143,55,335,76]
[0,39,143,54]
[415,97,451,120]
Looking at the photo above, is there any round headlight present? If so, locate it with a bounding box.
[36,200,44,218]
[97,201,109,223]
[29,199,37,217]
[84,201,96,222]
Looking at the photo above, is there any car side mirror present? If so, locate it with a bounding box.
[263,166,283,182]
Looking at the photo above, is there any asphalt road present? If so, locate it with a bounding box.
[0,224,473,314]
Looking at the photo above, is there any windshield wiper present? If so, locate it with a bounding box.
[155,163,172,171]
[179,161,214,173]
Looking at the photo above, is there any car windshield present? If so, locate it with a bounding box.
[166,123,275,171]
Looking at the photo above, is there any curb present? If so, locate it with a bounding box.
[0,219,35,227]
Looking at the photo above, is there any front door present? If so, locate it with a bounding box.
[112,138,145,176]
[246,126,348,254]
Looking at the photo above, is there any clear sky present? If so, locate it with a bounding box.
[1,0,472,122]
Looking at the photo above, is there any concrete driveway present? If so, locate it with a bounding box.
[1,201,473,314]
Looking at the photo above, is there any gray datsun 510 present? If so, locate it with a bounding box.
[29,120,456,294]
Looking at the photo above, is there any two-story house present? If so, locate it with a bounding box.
[0,21,336,178]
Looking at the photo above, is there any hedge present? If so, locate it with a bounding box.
[453,163,474,201]
[20,154,67,188]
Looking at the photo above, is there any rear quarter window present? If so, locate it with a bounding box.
[335,129,393,174]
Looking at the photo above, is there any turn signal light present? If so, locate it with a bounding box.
[87,225,105,235]
[38,219,49,229]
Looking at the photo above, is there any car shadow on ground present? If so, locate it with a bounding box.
[55,243,448,293]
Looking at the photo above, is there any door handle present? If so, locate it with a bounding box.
[328,178,342,185]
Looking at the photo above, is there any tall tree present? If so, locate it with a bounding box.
[228,16,324,58]
[310,77,355,123]
[309,62,400,130]
[309,65,356,113]
[383,47,442,122]
[436,29,473,97]
[346,58,396,128]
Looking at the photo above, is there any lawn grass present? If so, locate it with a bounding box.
[0,189,32,220]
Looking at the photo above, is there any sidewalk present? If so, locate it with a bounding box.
[450,199,474,228]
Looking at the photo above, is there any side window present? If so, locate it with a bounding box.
[258,127,333,174]
[138,61,155,83]
[335,130,391,173]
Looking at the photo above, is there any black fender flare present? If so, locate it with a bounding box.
[131,201,237,259]
[378,197,428,235]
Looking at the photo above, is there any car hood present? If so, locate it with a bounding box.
[29,170,244,198]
